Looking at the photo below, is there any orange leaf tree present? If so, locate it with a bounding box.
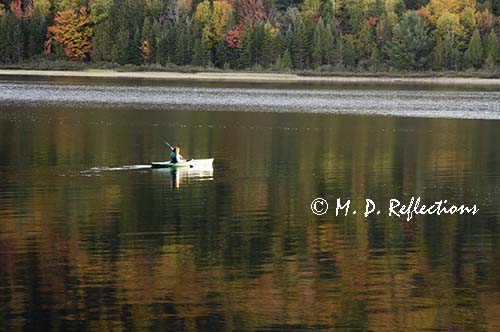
[48,6,93,60]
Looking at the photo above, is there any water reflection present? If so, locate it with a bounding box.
[153,166,214,189]
[0,85,499,332]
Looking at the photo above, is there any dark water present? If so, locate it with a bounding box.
[1,80,500,332]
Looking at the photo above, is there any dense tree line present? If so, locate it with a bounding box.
[1,0,500,71]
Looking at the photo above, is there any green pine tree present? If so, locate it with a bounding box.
[431,37,445,71]
[484,53,496,70]
[240,24,253,69]
[27,9,46,58]
[215,39,228,68]
[285,25,294,54]
[342,34,357,69]
[156,32,169,65]
[226,41,241,69]
[485,30,500,65]
[387,11,432,70]
[252,23,265,66]
[110,16,130,63]
[311,19,324,69]
[323,23,334,65]
[368,45,382,71]
[91,18,114,62]
[281,49,293,70]
[192,38,208,67]
[0,12,22,63]
[333,34,344,69]
[464,28,484,69]
[449,46,462,70]
[174,24,192,66]
[293,17,308,69]
[356,21,375,66]
[261,26,275,68]
[127,27,142,65]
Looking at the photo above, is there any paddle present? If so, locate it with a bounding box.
[163,141,174,150]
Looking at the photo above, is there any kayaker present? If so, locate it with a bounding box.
[170,146,185,164]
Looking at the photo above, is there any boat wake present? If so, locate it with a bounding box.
[81,165,151,174]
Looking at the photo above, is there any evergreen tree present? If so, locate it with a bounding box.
[323,23,334,65]
[157,32,170,65]
[342,34,357,69]
[252,23,265,66]
[240,24,253,68]
[376,14,392,48]
[357,21,376,68]
[107,0,144,65]
[293,17,308,69]
[285,24,294,57]
[27,9,46,58]
[128,27,142,65]
[484,30,500,65]
[91,18,113,61]
[259,26,272,68]
[215,39,228,67]
[311,19,324,68]
[281,49,293,70]
[192,38,208,67]
[4,0,500,73]
[273,30,286,61]
[0,12,22,63]
[156,27,176,65]
[387,11,432,70]
[449,46,462,70]
[464,28,484,68]
[431,37,445,71]
[111,22,129,64]
[333,34,344,69]
[304,16,315,68]
[368,45,382,71]
[484,52,496,69]
[174,24,192,66]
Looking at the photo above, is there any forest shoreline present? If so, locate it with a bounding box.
[2,69,500,88]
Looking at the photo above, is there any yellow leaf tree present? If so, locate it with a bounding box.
[424,0,477,23]
[195,0,233,49]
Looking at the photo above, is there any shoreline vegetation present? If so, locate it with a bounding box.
[2,67,500,87]
[1,1,500,79]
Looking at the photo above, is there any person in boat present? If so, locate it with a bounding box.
[170,146,185,163]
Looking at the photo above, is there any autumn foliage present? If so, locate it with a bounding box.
[2,0,500,71]
[226,26,244,48]
[140,40,151,61]
[224,0,269,49]
[9,0,22,19]
[195,0,234,48]
[47,6,93,61]
[240,0,267,27]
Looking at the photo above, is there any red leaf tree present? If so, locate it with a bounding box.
[226,0,275,49]
[47,6,93,61]
[226,25,243,48]
[10,0,23,18]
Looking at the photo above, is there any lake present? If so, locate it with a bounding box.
[1,78,500,332]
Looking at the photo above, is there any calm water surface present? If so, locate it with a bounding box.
[0,79,500,332]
